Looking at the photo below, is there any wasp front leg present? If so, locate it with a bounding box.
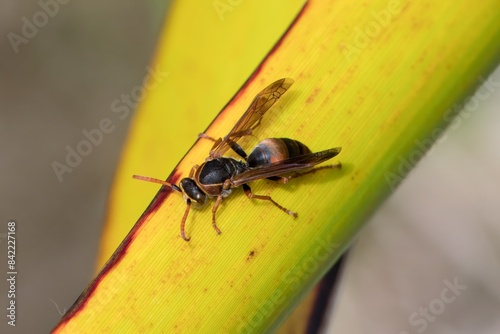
[211,195,223,235]
[198,133,217,141]
[180,200,192,241]
[210,179,232,235]
[188,164,200,178]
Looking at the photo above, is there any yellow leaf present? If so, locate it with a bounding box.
[53,0,500,332]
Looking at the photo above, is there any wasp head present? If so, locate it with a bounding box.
[179,178,207,208]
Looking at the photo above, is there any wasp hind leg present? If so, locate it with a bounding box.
[275,163,342,184]
[242,184,298,218]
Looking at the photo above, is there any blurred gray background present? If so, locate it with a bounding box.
[0,1,169,333]
[0,1,499,333]
[325,66,500,334]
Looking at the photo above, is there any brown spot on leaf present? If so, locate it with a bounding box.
[246,249,256,261]
[306,87,321,104]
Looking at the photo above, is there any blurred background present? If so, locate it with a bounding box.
[325,65,500,333]
[0,1,169,333]
[0,1,498,333]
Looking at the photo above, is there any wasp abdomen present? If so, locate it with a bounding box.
[247,138,312,168]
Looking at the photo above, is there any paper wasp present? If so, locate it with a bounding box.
[133,78,341,241]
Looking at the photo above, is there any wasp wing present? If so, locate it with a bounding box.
[231,147,341,187]
[209,78,294,159]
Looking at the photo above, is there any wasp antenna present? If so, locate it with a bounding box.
[132,175,180,192]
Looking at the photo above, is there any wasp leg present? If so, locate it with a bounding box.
[226,138,248,159]
[199,133,248,159]
[277,163,342,184]
[211,195,223,235]
[180,200,192,241]
[242,184,298,218]
[198,128,256,142]
[198,134,222,156]
[188,164,200,178]
[198,133,217,141]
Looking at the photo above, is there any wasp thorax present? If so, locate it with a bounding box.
[180,178,207,206]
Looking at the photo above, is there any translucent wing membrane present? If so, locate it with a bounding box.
[209,78,294,158]
[231,147,341,187]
